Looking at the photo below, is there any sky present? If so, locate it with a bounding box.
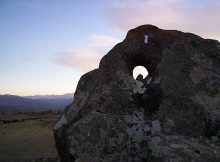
[0,0,220,96]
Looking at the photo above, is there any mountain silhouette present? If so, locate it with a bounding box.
[0,94,74,113]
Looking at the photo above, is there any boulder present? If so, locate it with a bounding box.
[53,25,220,162]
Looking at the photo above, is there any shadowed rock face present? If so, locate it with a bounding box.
[53,25,220,162]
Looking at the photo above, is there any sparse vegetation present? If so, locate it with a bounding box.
[0,111,61,162]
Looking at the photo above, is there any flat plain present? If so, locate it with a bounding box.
[0,111,60,162]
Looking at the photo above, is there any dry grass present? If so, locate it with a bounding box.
[0,112,60,162]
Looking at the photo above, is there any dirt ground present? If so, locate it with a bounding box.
[0,112,60,162]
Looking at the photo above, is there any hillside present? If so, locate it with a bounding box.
[0,94,74,113]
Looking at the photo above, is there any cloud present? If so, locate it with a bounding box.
[53,34,122,72]
[107,0,220,40]
[87,34,122,47]
[54,50,103,72]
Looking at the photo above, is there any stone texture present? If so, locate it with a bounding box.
[53,25,220,162]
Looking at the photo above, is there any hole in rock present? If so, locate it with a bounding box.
[132,65,162,117]
[133,66,149,80]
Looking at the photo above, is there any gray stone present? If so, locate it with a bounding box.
[54,25,220,162]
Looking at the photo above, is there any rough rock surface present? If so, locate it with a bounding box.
[53,25,220,162]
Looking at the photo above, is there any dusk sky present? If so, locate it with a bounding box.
[0,0,220,96]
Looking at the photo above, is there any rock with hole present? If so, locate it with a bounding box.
[54,25,220,162]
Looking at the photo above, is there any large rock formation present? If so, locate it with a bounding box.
[53,25,220,162]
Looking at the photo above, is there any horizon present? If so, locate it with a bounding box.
[0,92,74,97]
[1,0,220,96]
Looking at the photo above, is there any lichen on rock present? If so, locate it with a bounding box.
[53,114,67,130]
[54,25,220,162]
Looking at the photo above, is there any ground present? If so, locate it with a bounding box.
[0,111,60,162]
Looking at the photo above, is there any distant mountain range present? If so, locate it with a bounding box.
[23,93,74,100]
[0,93,74,113]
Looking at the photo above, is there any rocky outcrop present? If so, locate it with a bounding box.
[53,25,220,162]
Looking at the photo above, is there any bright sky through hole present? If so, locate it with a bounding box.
[133,66,149,79]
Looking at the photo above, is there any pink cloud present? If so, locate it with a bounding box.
[87,34,122,47]
[54,50,103,72]
[53,34,122,72]
[107,0,220,41]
